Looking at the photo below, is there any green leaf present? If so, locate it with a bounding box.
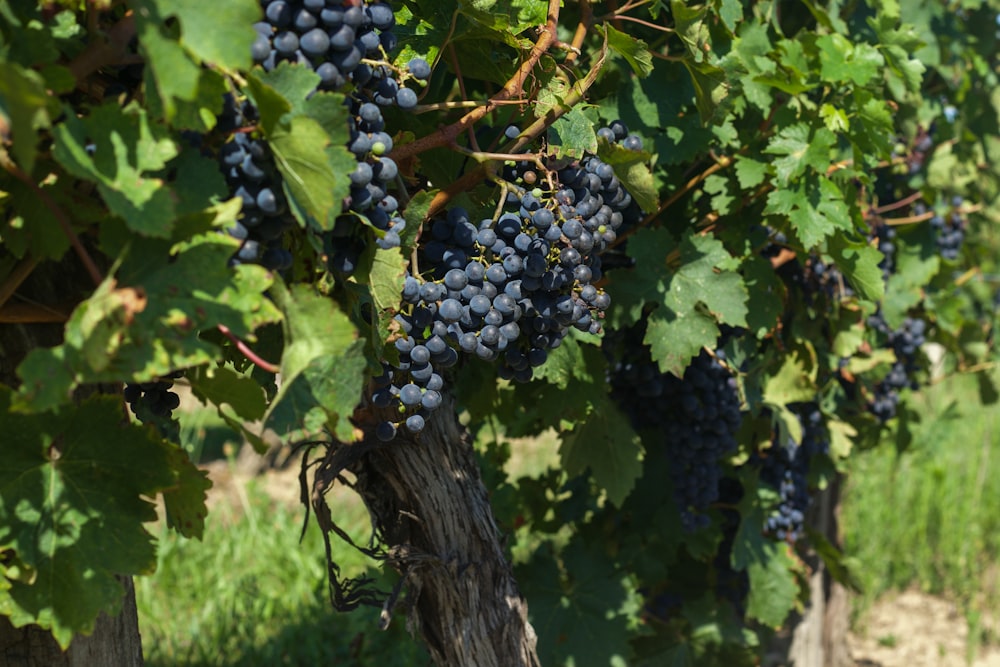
[0,390,176,648]
[51,102,179,237]
[762,342,818,406]
[598,140,658,213]
[144,0,260,71]
[601,23,654,77]
[763,123,836,188]
[0,61,54,173]
[533,329,600,390]
[764,176,852,249]
[16,210,282,411]
[745,540,799,627]
[162,445,212,539]
[611,229,749,376]
[548,105,598,160]
[188,365,268,422]
[828,235,885,302]
[560,393,644,506]
[518,543,633,667]
[265,282,366,443]
[815,33,883,86]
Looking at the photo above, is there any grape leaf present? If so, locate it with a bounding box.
[0,390,176,648]
[143,0,259,71]
[611,229,749,376]
[763,123,836,188]
[16,209,282,412]
[0,61,54,173]
[518,543,633,667]
[162,445,212,539]
[828,235,886,303]
[560,392,643,507]
[601,23,654,77]
[51,102,179,237]
[815,33,884,86]
[548,105,598,160]
[598,139,658,213]
[265,282,366,443]
[188,365,268,422]
[745,540,799,627]
[764,176,852,249]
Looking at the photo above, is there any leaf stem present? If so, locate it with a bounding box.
[217,324,280,373]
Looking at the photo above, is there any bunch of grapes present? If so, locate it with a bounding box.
[252,0,426,109]
[217,98,295,270]
[752,404,829,542]
[927,196,967,261]
[370,124,645,439]
[608,327,743,531]
[866,314,926,422]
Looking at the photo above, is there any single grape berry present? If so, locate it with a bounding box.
[408,57,431,80]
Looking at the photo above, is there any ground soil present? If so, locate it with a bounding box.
[849,590,1000,667]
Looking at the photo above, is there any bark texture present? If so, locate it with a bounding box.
[765,477,854,667]
[0,254,145,665]
[0,576,143,667]
[313,393,539,667]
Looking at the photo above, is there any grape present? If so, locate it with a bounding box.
[299,28,330,56]
[405,413,425,433]
[399,383,423,407]
[376,420,397,442]
[397,87,420,109]
[408,57,431,80]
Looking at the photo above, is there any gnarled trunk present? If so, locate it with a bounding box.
[313,392,539,667]
[766,477,853,667]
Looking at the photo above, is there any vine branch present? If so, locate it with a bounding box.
[389,0,562,164]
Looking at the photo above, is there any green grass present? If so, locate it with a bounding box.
[136,469,428,666]
[841,370,1000,646]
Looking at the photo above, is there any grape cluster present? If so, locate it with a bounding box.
[867,314,926,421]
[868,217,897,281]
[608,329,742,531]
[370,124,644,439]
[753,404,829,542]
[926,196,967,261]
[252,1,426,110]
[124,374,182,421]
[218,100,295,270]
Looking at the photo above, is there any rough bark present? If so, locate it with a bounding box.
[313,392,539,667]
[0,254,145,665]
[766,477,854,667]
[0,576,143,666]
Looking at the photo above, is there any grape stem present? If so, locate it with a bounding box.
[611,154,734,250]
[873,189,923,214]
[564,0,592,66]
[883,210,935,226]
[389,0,562,164]
[425,29,608,219]
[216,324,280,373]
[0,151,104,287]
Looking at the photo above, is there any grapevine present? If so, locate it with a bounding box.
[0,1,998,666]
